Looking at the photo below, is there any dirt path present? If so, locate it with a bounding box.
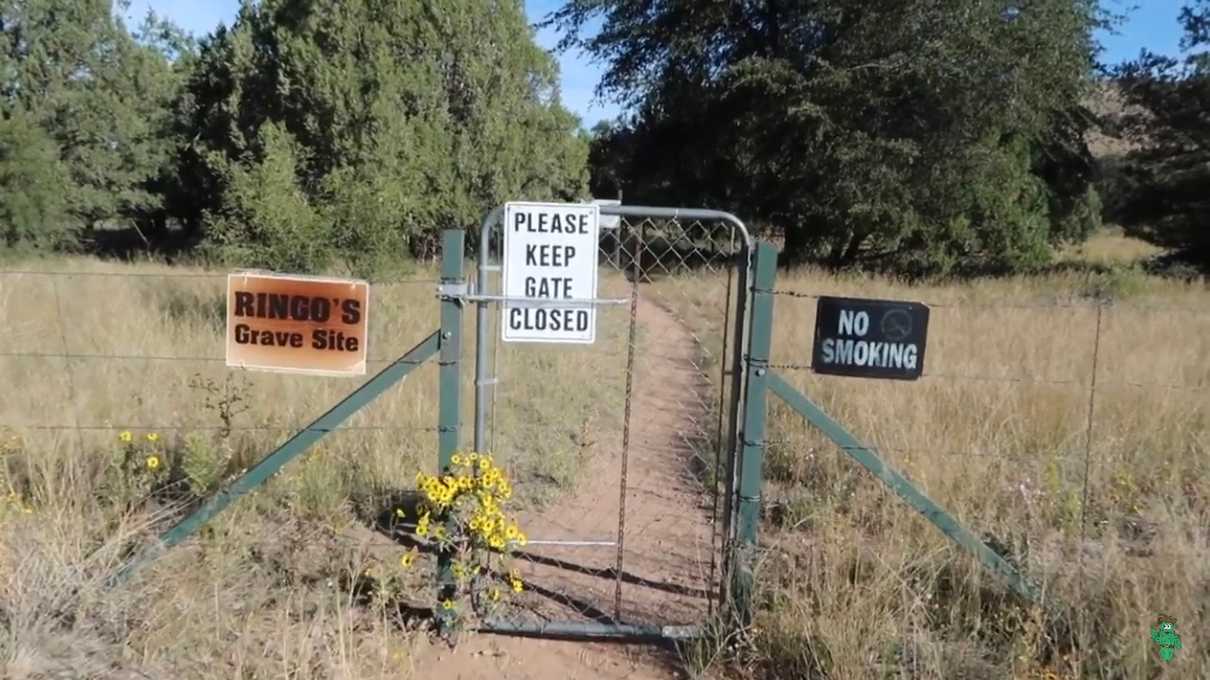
[409,295,720,680]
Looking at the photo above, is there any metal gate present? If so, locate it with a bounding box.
[468,205,753,636]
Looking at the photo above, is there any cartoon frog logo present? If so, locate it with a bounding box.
[1150,614,1182,663]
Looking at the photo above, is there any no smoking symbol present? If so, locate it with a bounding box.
[881,309,913,341]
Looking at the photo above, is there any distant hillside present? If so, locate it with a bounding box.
[1084,80,1149,160]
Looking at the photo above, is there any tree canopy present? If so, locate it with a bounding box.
[0,0,184,248]
[167,0,588,275]
[554,0,1106,274]
[0,0,1204,278]
[1107,0,1209,264]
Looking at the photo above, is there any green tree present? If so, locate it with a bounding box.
[556,0,1103,275]
[169,0,588,275]
[1109,1,1210,264]
[0,110,70,249]
[0,0,182,245]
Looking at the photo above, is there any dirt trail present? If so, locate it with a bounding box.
[409,295,719,680]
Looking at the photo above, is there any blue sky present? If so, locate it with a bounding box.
[121,0,1192,130]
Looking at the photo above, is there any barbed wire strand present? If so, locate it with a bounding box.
[0,350,434,365]
[0,269,440,284]
[768,288,1210,315]
[10,424,439,433]
[765,440,1088,460]
[763,364,1208,393]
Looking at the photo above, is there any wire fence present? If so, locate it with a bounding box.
[767,287,1210,392]
[759,285,1210,573]
[4,262,1208,612]
[0,268,447,451]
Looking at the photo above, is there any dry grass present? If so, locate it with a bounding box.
[3,236,1207,678]
[0,255,628,678]
[1056,226,1167,268]
[663,251,1209,678]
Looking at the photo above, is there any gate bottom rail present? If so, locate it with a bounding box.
[478,619,702,642]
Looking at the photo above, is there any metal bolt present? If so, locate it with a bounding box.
[442,331,452,339]
[756,368,766,376]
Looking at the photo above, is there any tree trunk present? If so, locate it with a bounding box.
[825,232,865,267]
[782,224,812,265]
[765,0,782,58]
[841,232,866,264]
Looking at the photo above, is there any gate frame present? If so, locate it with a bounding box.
[467,204,758,639]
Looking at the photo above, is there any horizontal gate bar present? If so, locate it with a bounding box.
[766,372,1041,603]
[479,620,701,641]
[523,539,617,547]
[458,294,629,307]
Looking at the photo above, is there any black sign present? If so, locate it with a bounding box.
[811,296,930,381]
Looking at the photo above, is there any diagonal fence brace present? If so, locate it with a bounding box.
[765,371,1041,603]
[110,331,443,585]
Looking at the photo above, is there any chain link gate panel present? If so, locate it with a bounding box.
[471,205,753,635]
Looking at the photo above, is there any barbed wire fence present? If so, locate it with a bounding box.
[5,264,1209,613]
[0,269,446,449]
[759,285,1210,570]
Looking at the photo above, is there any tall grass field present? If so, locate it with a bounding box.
[1,230,1207,679]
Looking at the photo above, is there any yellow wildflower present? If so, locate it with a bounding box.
[441,599,454,611]
[510,578,524,593]
[451,454,463,466]
[118,431,133,444]
[145,432,159,443]
[469,453,479,463]
[434,526,447,541]
[145,455,161,471]
[400,550,416,568]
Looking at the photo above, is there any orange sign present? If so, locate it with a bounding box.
[225,272,369,376]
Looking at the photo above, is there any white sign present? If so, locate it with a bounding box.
[502,201,600,344]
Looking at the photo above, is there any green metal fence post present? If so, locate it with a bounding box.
[732,240,778,623]
[436,228,465,630]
